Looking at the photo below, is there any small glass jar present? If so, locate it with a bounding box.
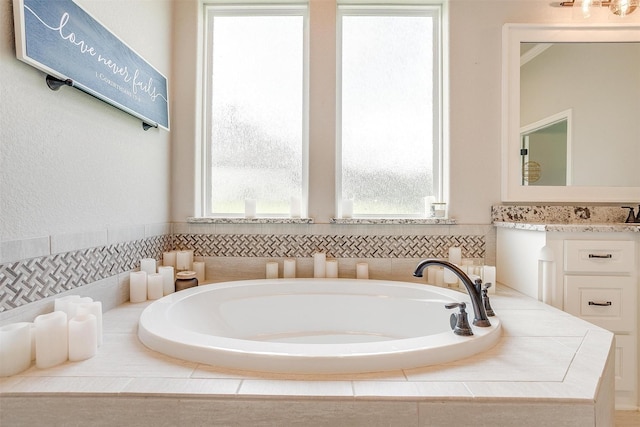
[175,271,198,292]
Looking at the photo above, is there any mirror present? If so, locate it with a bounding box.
[502,24,640,202]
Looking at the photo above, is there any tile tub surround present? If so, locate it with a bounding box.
[0,286,614,426]
[1,223,494,314]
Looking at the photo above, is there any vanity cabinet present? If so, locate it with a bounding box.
[496,226,639,409]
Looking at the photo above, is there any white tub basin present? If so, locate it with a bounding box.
[138,278,501,374]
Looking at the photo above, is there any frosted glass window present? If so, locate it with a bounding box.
[339,11,440,217]
[206,12,305,216]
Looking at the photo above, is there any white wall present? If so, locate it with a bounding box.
[0,0,173,243]
[170,0,640,225]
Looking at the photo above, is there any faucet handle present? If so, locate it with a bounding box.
[481,284,495,317]
[445,302,473,336]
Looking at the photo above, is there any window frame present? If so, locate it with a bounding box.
[201,4,310,218]
[199,1,445,221]
[336,4,444,219]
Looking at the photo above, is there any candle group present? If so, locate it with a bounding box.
[313,252,326,278]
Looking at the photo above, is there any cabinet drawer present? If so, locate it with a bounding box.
[564,276,636,332]
[615,334,637,392]
[564,240,635,274]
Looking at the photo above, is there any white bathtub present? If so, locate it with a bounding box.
[138,279,502,374]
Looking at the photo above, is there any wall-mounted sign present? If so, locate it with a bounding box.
[13,0,170,130]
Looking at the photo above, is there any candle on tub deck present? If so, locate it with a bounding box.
[158,266,175,295]
[266,261,279,279]
[193,261,205,283]
[0,322,32,377]
[140,258,157,275]
[147,273,164,300]
[77,301,103,347]
[483,265,497,294]
[444,269,458,287]
[342,199,353,219]
[290,196,301,218]
[356,262,369,279]
[34,311,68,369]
[435,268,444,286]
[129,271,148,303]
[67,297,94,320]
[176,250,192,272]
[245,198,256,218]
[162,251,177,268]
[68,313,97,362]
[283,259,296,278]
[313,252,326,278]
[326,259,338,278]
[448,247,462,265]
[427,266,437,285]
[54,295,81,317]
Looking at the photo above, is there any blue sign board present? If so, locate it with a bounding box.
[13,0,170,130]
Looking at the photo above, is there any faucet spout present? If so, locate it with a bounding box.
[413,259,491,327]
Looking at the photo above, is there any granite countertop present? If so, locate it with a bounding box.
[493,221,640,233]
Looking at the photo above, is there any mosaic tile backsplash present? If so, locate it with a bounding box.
[1,232,486,313]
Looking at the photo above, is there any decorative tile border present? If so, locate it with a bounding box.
[1,232,486,313]
[0,235,172,312]
[175,233,485,259]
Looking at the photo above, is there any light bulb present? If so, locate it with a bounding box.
[609,0,639,16]
[573,0,602,18]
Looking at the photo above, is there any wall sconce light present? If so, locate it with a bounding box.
[559,0,638,17]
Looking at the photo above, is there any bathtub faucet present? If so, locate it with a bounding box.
[413,259,491,327]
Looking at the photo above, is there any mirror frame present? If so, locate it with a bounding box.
[501,23,640,202]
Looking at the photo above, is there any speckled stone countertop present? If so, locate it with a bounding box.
[492,205,640,233]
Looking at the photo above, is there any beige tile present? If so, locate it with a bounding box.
[0,236,50,264]
[50,229,108,254]
[353,380,471,400]
[239,379,354,398]
[1,376,132,394]
[418,401,594,427]
[123,377,240,396]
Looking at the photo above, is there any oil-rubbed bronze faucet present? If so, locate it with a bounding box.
[413,259,491,327]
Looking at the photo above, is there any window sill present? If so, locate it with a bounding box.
[330,218,457,225]
[186,217,314,224]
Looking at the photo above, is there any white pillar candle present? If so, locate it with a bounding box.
[54,295,81,316]
[77,301,103,347]
[483,265,497,295]
[448,247,462,265]
[313,252,326,278]
[129,271,147,303]
[176,250,192,272]
[0,322,32,377]
[290,196,301,218]
[68,314,97,362]
[140,258,157,275]
[34,311,68,369]
[67,297,93,320]
[158,266,175,295]
[356,262,369,279]
[193,261,205,283]
[427,266,437,285]
[342,199,353,219]
[283,259,296,278]
[326,259,338,278]
[245,198,256,218]
[266,261,279,279]
[162,251,177,268]
[424,196,435,217]
[147,273,164,300]
[29,323,36,361]
[435,268,444,286]
[444,269,458,286]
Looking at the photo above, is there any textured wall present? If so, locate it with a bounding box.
[0,0,173,242]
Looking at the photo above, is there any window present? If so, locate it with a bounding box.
[202,2,443,219]
[203,6,307,217]
[338,6,442,217]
